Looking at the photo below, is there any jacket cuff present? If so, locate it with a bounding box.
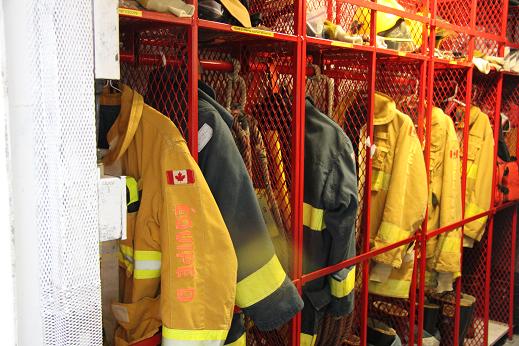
[328,294,354,317]
[242,275,304,331]
[463,236,475,248]
[369,262,392,283]
[436,272,454,293]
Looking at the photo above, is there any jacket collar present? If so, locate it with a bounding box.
[431,107,443,125]
[101,85,144,165]
[198,79,217,100]
[198,80,234,127]
[469,105,482,126]
[374,92,397,125]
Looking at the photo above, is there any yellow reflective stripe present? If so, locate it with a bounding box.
[134,269,160,279]
[236,255,286,308]
[134,250,161,279]
[126,177,139,206]
[117,252,134,271]
[368,278,412,299]
[119,244,134,270]
[120,244,133,259]
[330,267,356,298]
[465,202,487,224]
[134,250,161,261]
[300,333,317,346]
[226,333,246,346]
[303,203,325,231]
[377,221,411,244]
[162,327,228,341]
[372,169,391,191]
[467,164,478,180]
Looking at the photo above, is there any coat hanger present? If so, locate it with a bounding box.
[443,83,466,120]
[104,79,122,93]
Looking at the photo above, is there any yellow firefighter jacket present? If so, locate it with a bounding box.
[365,92,428,299]
[425,107,463,289]
[100,86,237,346]
[463,106,494,246]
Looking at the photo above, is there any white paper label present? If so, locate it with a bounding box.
[198,123,213,152]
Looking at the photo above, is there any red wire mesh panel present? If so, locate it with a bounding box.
[364,58,423,346]
[427,66,468,346]
[501,75,519,157]
[304,49,370,345]
[200,40,296,345]
[472,71,499,120]
[489,208,514,325]
[461,226,490,346]
[436,33,471,61]
[436,0,472,28]
[306,0,427,54]
[506,6,519,43]
[436,0,472,60]
[475,0,505,37]
[474,37,500,57]
[376,58,422,123]
[316,50,370,254]
[249,0,295,34]
[119,25,189,136]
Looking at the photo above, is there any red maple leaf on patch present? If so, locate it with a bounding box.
[175,171,186,182]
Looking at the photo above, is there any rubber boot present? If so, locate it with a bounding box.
[458,295,475,345]
[423,303,440,336]
[367,319,397,346]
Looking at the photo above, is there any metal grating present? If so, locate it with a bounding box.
[475,0,504,36]
[472,71,499,121]
[489,208,514,324]
[31,0,101,344]
[462,228,490,346]
[376,58,423,123]
[506,7,519,43]
[501,75,519,158]
[474,37,500,57]
[120,28,189,137]
[319,50,369,249]
[250,0,295,35]
[437,0,472,28]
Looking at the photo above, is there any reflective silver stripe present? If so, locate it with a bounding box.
[162,340,225,346]
[134,259,161,271]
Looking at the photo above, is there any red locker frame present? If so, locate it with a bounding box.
[116,0,518,344]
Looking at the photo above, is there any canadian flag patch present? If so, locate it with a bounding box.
[166,170,195,185]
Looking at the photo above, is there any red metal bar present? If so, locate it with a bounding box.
[197,19,299,42]
[417,49,435,346]
[433,19,472,36]
[119,7,192,26]
[187,0,199,159]
[360,6,377,338]
[291,0,306,341]
[302,236,417,284]
[426,209,494,240]
[509,206,517,339]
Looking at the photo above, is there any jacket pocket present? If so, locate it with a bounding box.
[112,296,161,344]
[467,134,482,180]
[372,145,391,191]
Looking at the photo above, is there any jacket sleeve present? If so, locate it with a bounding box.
[160,141,237,346]
[464,115,494,243]
[372,117,428,268]
[197,103,303,331]
[434,116,463,274]
[323,144,358,316]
